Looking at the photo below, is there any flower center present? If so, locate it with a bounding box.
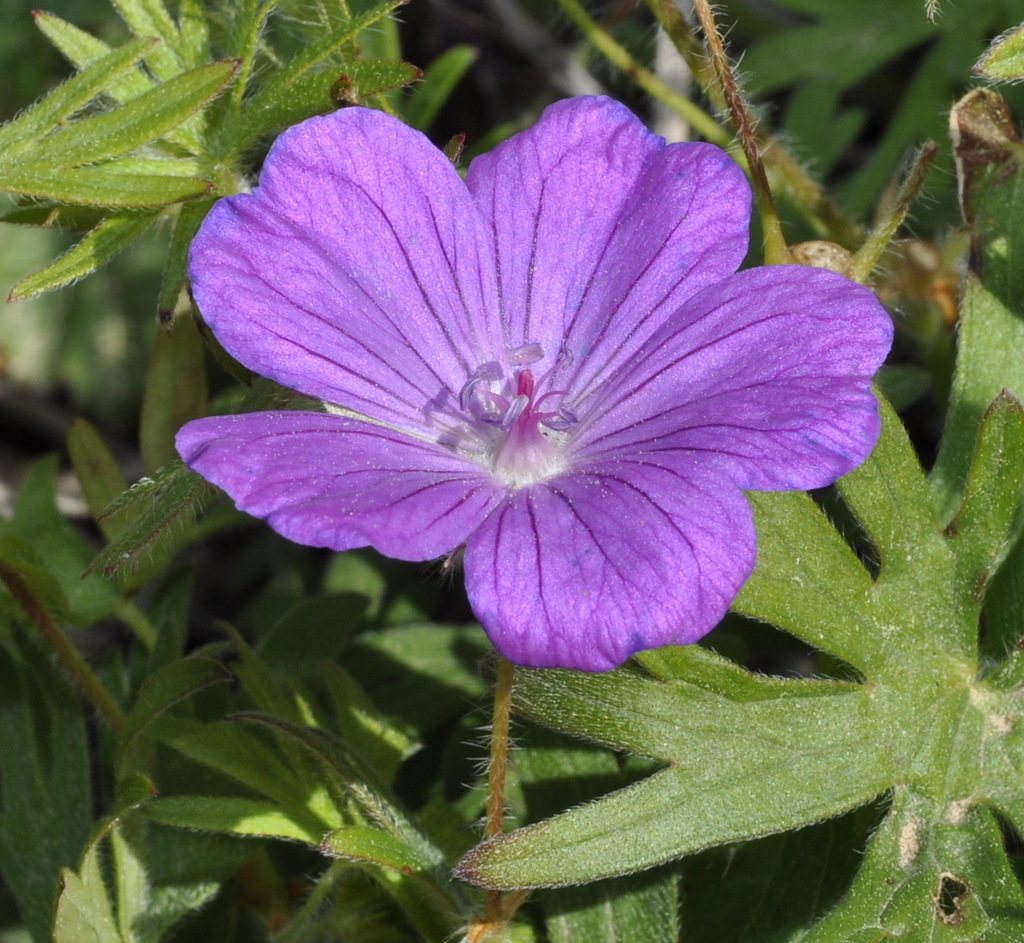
[458,343,577,489]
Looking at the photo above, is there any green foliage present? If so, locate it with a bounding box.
[0,0,428,310]
[6,1,1024,941]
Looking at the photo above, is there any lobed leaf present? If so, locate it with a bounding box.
[32,11,202,152]
[837,392,949,589]
[33,12,155,104]
[108,0,190,82]
[457,665,887,888]
[799,790,1024,941]
[732,489,878,676]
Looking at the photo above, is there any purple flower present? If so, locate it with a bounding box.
[177,97,892,671]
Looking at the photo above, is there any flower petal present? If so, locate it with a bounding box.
[188,108,501,436]
[463,463,755,670]
[577,266,893,491]
[466,96,750,394]
[176,412,502,559]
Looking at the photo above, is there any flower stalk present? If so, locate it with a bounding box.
[467,655,528,942]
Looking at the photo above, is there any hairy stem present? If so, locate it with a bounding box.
[0,560,126,733]
[852,141,938,284]
[692,0,788,263]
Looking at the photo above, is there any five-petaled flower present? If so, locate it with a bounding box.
[177,96,892,671]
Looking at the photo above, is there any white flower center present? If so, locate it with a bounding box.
[458,344,577,489]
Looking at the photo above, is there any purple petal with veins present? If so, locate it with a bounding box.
[179,96,893,671]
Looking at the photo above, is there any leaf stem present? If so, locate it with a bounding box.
[0,560,126,733]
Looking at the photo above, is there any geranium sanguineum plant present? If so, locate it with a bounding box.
[176,96,892,671]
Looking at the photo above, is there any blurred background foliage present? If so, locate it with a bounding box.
[3,0,1024,941]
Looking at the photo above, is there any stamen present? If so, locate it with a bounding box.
[453,342,580,489]
[502,394,529,427]
[509,343,544,365]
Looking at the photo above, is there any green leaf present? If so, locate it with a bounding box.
[1,456,121,624]
[975,24,1024,82]
[345,625,490,732]
[456,665,887,888]
[732,490,878,675]
[108,0,190,82]
[0,638,92,943]
[514,725,677,943]
[144,795,321,843]
[121,655,232,751]
[837,392,948,587]
[933,89,1024,517]
[236,712,470,941]
[0,163,213,208]
[5,60,237,170]
[157,197,213,322]
[8,212,158,300]
[34,12,155,104]
[89,460,212,580]
[800,790,1024,941]
[543,871,679,943]
[741,2,934,97]
[259,592,367,676]
[175,0,211,68]
[150,715,335,837]
[53,840,125,943]
[233,0,406,147]
[31,12,201,152]
[139,317,209,475]
[329,59,422,106]
[984,532,1024,665]
[322,824,425,871]
[0,37,157,151]
[0,533,69,621]
[681,811,869,943]
[943,391,1024,606]
[66,418,132,542]
[318,662,419,785]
